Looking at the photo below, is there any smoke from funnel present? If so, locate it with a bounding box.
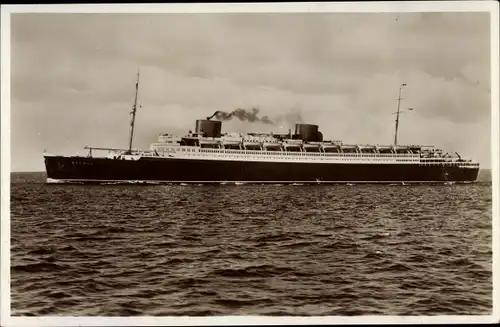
[207,107,273,124]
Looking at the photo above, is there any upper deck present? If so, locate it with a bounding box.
[146,133,479,168]
[76,119,479,169]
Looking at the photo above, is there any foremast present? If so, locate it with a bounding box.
[127,69,140,154]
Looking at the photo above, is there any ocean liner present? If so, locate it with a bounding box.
[43,73,480,184]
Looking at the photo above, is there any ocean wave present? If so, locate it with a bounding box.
[10,178,492,316]
[12,262,66,274]
[210,264,293,278]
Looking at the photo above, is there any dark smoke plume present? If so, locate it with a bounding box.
[207,107,273,124]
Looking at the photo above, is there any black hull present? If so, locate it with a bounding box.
[44,155,480,184]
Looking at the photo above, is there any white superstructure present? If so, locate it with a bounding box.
[144,131,479,168]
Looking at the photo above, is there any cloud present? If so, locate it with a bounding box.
[9,12,492,171]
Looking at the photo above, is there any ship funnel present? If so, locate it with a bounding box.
[195,119,222,138]
[294,124,321,142]
[317,131,323,142]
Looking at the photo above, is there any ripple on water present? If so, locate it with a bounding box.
[10,173,493,316]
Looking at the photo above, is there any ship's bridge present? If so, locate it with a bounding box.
[157,133,181,144]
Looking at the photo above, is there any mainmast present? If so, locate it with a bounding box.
[394,83,406,146]
[128,69,140,154]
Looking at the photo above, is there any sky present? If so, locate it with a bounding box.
[9,12,492,171]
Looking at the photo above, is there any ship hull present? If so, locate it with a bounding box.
[44,155,480,184]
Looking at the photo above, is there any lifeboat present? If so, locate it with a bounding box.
[199,138,221,149]
[262,139,282,151]
[358,145,377,154]
[340,145,358,154]
[393,145,410,154]
[303,142,321,153]
[376,145,394,154]
[283,139,302,152]
[243,140,262,150]
[321,143,341,153]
